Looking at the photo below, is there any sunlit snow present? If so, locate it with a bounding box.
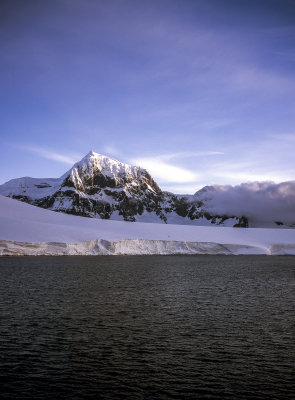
[1,196,295,256]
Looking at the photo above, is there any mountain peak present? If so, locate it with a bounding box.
[84,150,104,160]
[73,150,132,173]
[86,149,96,158]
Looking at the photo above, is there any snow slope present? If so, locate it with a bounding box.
[0,196,295,255]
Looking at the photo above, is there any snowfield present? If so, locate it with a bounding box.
[0,196,295,256]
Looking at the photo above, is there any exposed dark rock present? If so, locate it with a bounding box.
[233,216,249,228]
[1,151,251,227]
[34,184,52,188]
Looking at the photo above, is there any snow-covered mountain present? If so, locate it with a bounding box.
[0,151,244,226]
[0,150,294,228]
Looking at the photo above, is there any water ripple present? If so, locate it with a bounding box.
[0,255,294,399]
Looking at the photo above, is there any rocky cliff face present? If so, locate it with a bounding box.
[0,151,247,226]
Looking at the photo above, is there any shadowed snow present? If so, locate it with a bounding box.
[1,196,295,255]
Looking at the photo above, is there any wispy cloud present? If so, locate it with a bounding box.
[130,150,224,185]
[211,170,290,184]
[20,145,81,165]
[123,15,295,96]
[201,134,295,186]
[131,157,198,183]
[138,133,295,193]
[159,151,224,161]
[163,183,201,195]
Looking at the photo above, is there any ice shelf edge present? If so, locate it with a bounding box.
[1,239,295,256]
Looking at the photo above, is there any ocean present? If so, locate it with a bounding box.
[0,255,294,399]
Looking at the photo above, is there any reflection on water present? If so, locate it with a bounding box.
[0,255,294,399]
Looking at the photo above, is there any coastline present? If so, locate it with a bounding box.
[1,196,295,257]
[1,238,295,256]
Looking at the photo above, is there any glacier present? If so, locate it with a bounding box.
[1,196,295,256]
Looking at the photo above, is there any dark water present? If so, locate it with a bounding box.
[0,256,294,400]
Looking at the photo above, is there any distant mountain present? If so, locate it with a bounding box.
[0,151,294,228]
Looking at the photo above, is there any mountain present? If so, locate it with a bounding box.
[0,150,293,228]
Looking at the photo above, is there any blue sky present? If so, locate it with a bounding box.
[1,0,295,193]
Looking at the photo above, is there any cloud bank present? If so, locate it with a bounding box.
[196,181,295,225]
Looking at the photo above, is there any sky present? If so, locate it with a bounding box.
[0,0,295,194]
